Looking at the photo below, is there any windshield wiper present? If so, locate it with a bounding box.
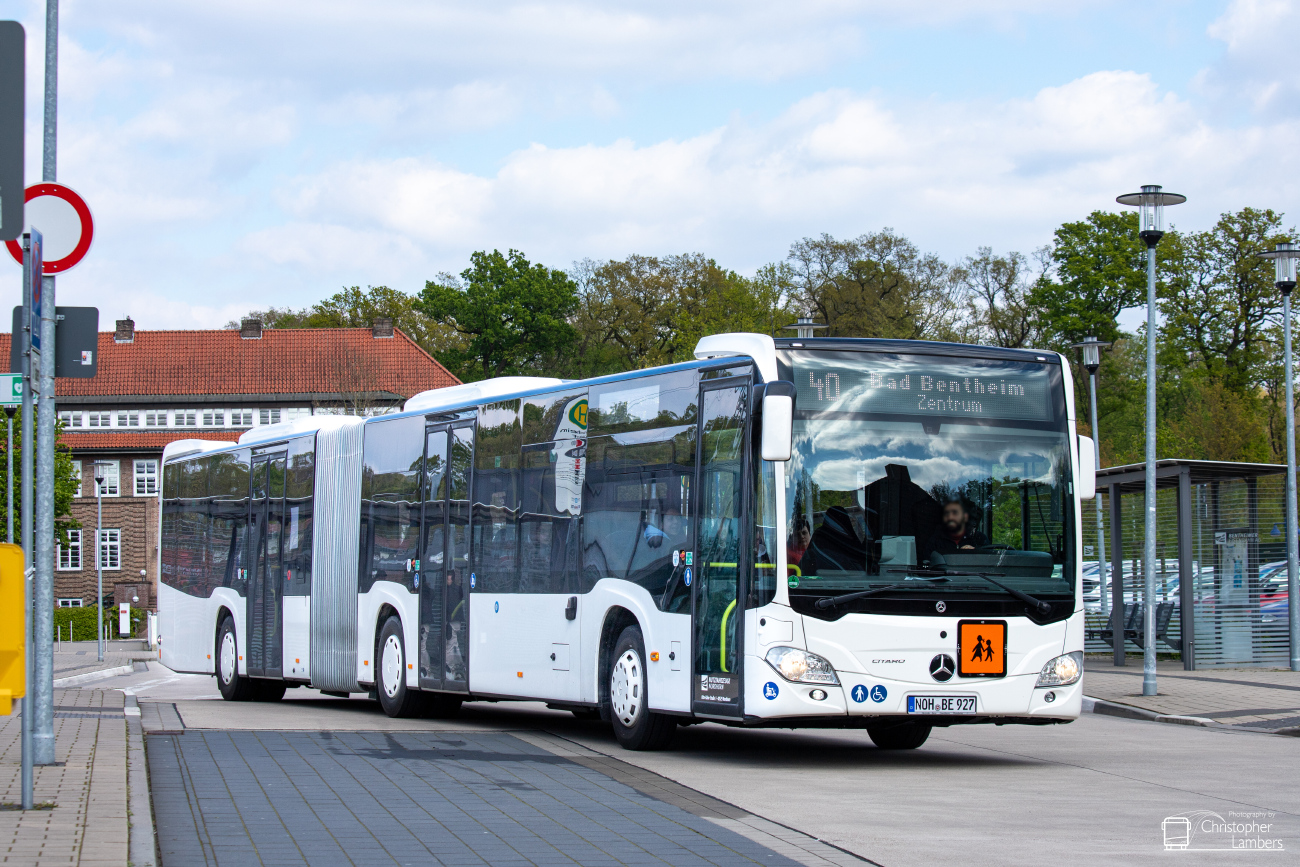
[814,576,950,609]
[898,568,1052,615]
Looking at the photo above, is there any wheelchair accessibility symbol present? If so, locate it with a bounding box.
[763,681,779,700]
[870,684,887,703]
[851,685,868,703]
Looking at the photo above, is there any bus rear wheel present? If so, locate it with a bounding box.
[607,625,675,751]
[376,616,423,718]
[216,617,256,702]
[867,721,932,750]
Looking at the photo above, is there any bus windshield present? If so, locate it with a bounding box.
[781,349,1073,607]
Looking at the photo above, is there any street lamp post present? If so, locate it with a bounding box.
[1260,242,1300,673]
[1117,184,1186,697]
[1071,336,1112,621]
[93,463,106,662]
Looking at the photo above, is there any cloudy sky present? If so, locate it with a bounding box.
[1,0,1298,329]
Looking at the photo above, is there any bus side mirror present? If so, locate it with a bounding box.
[761,381,796,462]
[1077,435,1097,500]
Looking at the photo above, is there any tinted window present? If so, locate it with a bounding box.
[177,459,208,596]
[359,416,424,594]
[589,370,697,437]
[473,401,521,593]
[582,424,695,609]
[518,443,583,594]
[284,440,314,595]
[523,390,589,445]
[161,462,181,592]
[209,451,250,596]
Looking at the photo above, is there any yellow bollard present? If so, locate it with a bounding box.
[0,544,26,715]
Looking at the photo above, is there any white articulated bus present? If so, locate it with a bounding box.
[158,333,1095,750]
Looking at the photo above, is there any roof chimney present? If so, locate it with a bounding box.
[372,317,394,338]
[114,317,135,343]
[240,318,263,340]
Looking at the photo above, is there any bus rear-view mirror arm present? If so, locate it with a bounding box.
[760,381,796,462]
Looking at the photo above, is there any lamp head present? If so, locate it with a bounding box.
[1069,335,1111,375]
[783,316,829,340]
[1260,241,1300,294]
[1116,184,1186,245]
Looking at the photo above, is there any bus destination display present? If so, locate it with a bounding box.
[791,354,1053,422]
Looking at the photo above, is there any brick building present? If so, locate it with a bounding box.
[1,317,459,610]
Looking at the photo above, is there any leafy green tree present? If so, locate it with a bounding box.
[418,249,579,381]
[950,247,1042,348]
[1028,210,1149,348]
[0,414,82,546]
[786,230,955,341]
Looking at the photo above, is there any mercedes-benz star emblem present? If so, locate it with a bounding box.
[930,654,955,682]
[935,601,947,613]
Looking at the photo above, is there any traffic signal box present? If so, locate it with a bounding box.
[0,543,25,714]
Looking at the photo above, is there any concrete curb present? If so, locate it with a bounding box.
[1086,695,1263,732]
[125,695,158,867]
[52,663,135,687]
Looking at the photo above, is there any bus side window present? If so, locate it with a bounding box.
[472,399,522,594]
[358,416,424,594]
[520,443,580,594]
[748,458,778,609]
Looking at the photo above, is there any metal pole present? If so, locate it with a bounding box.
[19,237,33,811]
[1090,370,1108,618]
[96,477,103,661]
[1284,289,1299,672]
[32,0,59,767]
[1143,240,1159,696]
[6,409,13,543]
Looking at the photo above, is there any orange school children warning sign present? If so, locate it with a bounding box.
[957,620,1006,677]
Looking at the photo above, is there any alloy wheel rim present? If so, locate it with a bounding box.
[382,634,403,698]
[220,631,236,684]
[610,648,642,727]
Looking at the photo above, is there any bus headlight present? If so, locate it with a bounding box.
[1036,651,1083,687]
[765,647,839,685]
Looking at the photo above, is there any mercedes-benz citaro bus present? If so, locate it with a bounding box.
[157,333,1096,751]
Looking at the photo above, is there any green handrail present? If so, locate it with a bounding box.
[719,598,737,672]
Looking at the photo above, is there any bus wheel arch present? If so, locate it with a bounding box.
[375,613,422,718]
[215,611,255,702]
[598,607,639,722]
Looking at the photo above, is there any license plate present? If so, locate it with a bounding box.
[907,695,976,714]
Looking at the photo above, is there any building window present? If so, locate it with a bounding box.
[59,411,83,428]
[57,530,82,571]
[134,459,158,495]
[202,409,224,427]
[259,409,281,425]
[94,461,120,497]
[145,410,166,427]
[87,412,111,428]
[97,529,121,571]
[57,598,83,608]
[71,463,82,497]
[175,410,197,427]
[117,411,140,427]
[231,409,254,427]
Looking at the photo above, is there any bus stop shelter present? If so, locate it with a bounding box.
[1091,459,1292,671]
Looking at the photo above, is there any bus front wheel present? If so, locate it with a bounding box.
[215,617,256,702]
[376,616,423,718]
[607,625,675,751]
[866,721,932,750]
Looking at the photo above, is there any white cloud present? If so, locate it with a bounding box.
[1200,0,1300,112]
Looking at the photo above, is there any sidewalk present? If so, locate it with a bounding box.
[0,689,130,866]
[53,640,155,685]
[1084,657,1300,731]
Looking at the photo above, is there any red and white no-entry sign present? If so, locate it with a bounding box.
[5,183,94,274]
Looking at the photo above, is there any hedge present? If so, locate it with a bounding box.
[52,604,147,641]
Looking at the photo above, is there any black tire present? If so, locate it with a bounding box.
[254,681,286,702]
[423,693,463,719]
[607,625,675,751]
[215,616,257,701]
[376,616,423,718]
[867,721,932,750]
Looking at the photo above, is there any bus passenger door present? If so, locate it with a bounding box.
[247,452,286,679]
[692,379,750,718]
[419,423,473,693]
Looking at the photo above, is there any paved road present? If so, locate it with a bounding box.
[93,665,1300,866]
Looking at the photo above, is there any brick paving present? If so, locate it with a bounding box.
[0,690,129,866]
[52,640,155,681]
[146,729,813,867]
[1084,659,1300,730]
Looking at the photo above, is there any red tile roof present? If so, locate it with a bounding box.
[0,327,460,399]
[61,430,243,453]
